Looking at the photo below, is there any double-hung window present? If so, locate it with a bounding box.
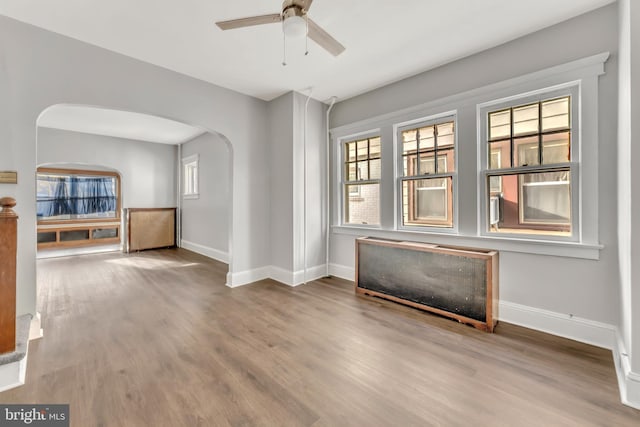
[343,136,381,226]
[182,154,199,199]
[481,89,576,238]
[398,117,456,229]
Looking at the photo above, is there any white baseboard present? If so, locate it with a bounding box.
[29,312,43,340]
[226,266,270,288]
[329,263,355,281]
[181,240,229,264]
[613,330,640,410]
[0,356,27,393]
[498,301,617,350]
[271,264,328,287]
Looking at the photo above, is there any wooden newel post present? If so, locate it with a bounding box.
[0,197,18,355]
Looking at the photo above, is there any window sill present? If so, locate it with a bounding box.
[331,225,603,260]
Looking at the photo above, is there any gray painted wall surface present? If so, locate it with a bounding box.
[37,128,177,209]
[292,92,327,273]
[268,92,294,272]
[181,133,230,255]
[329,4,621,326]
[0,15,269,315]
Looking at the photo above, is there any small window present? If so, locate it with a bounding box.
[398,119,456,228]
[343,136,381,226]
[182,154,199,199]
[484,95,573,237]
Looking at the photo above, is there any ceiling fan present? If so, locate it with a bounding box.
[215,0,345,57]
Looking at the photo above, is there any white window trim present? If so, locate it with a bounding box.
[182,154,199,200]
[477,84,580,243]
[338,130,382,228]
[394,111,459,234]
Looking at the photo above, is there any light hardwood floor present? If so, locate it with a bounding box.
[1,248,639,426]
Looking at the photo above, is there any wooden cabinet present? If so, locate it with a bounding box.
[356,237,499,332]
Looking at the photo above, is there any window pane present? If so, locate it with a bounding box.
[346,142,356,162]
[93,228,118,239]
[402,130,418,154]
[402,177,453,228]
[418,126,435,149]
[60,229,90,242]
[37,173,118,221]
[345,183,380,225]
[437,122,454,147]
[487,170,571,236]
[403,155,415,176]
[369,137,381,159]
[489,140,511,169]
[437,148,454,173]
[357,161,369,180]
[489,110,511,140]
[419,153,436,175]
[513,104,539,136]
[357,140,368,160]
[514,136,539,167]
[542,97,570,131]
[542,132,570,164]
[346,163,357,181]
[369,158,381,180]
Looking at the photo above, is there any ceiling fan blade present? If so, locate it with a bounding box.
[307,18,345,57]
[216,13,281,31]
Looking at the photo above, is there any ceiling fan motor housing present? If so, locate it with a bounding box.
[282,1,307,37]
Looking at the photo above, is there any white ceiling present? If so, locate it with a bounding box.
[38,105,206,144]
[0,0,615,102]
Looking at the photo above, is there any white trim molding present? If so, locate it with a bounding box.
[329,263,355,281]
[270,264,327,287]
[226,266,271,288]
[181,240,229,264]
[498,301,617,350]
[0,353,27,393]
[613,331,640,410]
[29,312,43,340]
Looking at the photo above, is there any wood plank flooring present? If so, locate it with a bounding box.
[1,248,639,426]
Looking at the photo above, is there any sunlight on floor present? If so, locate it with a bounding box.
[104,257,200,270]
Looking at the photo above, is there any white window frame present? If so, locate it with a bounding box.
[478,85,579,242]
[330,53,606,259]
[395,113,458,233]
[182,154,199,199]
[339,130,382,228]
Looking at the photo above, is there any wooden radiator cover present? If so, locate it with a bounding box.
[127,208,176,252]
[355,237,499,332]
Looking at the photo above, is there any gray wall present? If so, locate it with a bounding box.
[292,92,327,272]
[180,133,230,258]
[268,92,294,272]
[37,128,177,209]
[0,15,270,314]
[329,4,621,326]
[267,91,328,278]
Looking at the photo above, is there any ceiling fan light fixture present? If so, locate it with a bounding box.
[282,14,307,38]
